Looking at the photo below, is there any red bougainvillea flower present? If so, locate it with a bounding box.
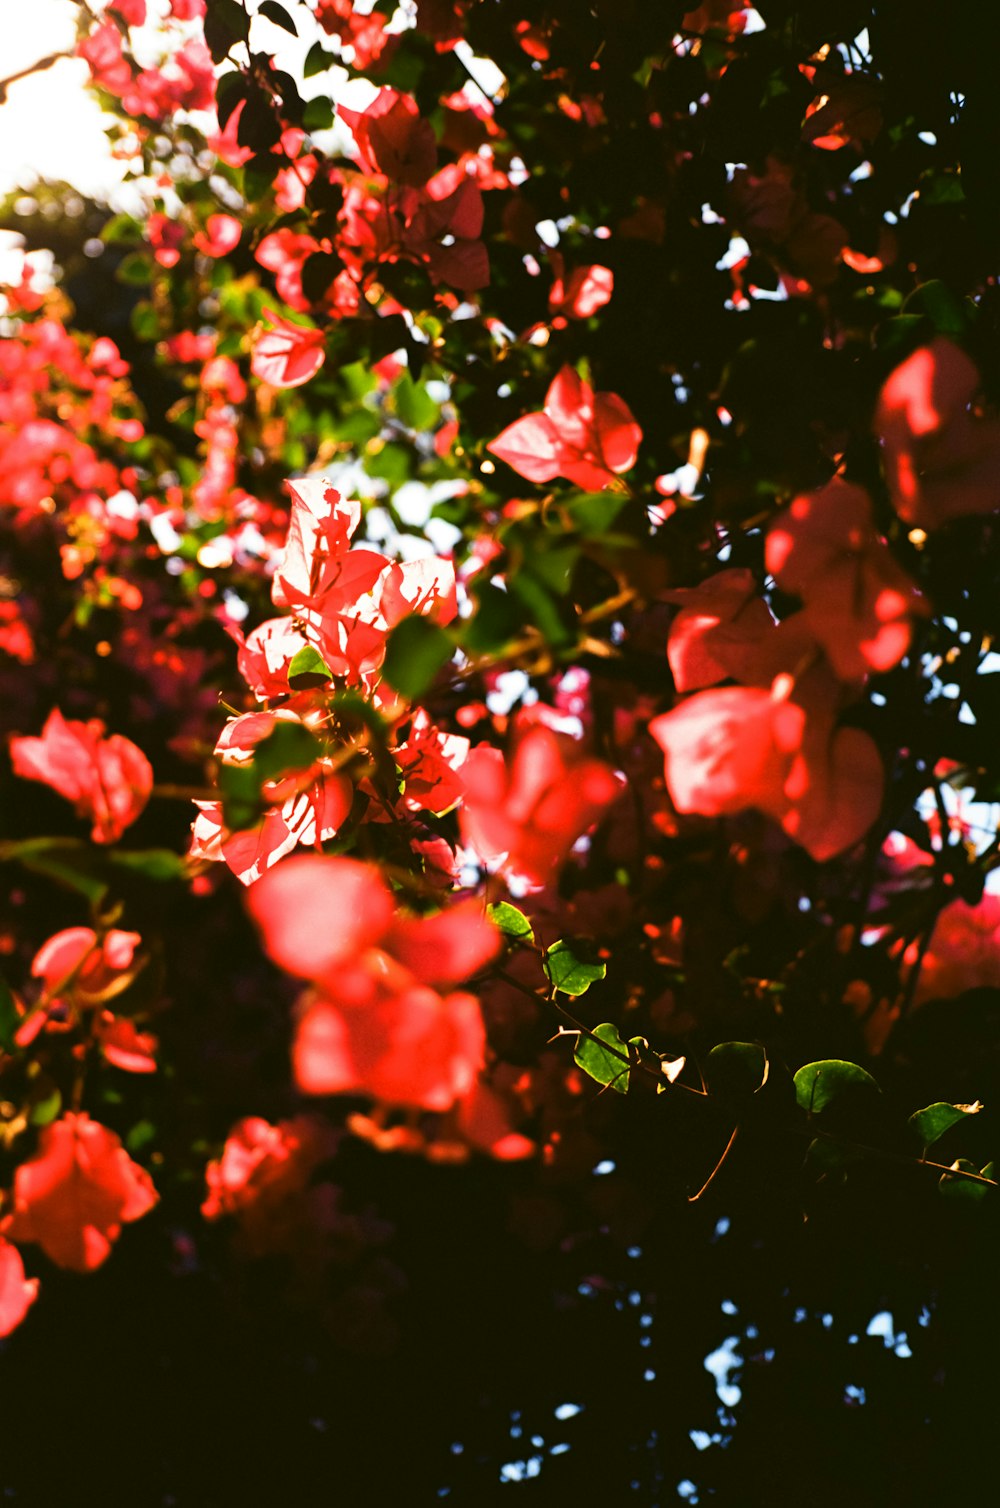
[2,1113,157,1273]
[649,680,883,862]
[0,1239,39,1339]
[459,723,622,884]
[246,855,499,1111]
[9,709,152,844]
[270,478,365,610]
[233,616,312,700]
[339,88,437,186]
[399,170,489,291]
[19,926,145,1043]
[487,366,641,490]
[662,568,778,692]
[548,256,614,321]
[192,213,242,258]
[189,710,354,886]
[202,1115,336,1223]
[377,554,458,628]
[765,477,926,680]
[317,0,396,70]
[875,337,1000,529]
[394,710,469,816]
[250,309,326,389]
[907,894,1000,1007]
[802,74,882,151]
[92,1013,158,1074]
[146,212,186,269]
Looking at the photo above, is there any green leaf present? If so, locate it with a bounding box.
[204,0,250,62]
[392,372,439,432]
[237,86,282,153]
[382,616,452,700]
[126,1120,157,1154]
[902,279,974,340]
[258,0,298,33]
[526,543,579,595]
[909,1101,984,1147]
[0,838,108,906]
[461,582,523,654]
[253,720,322,782]
[107,849,189,884]
[304,40,332,77]
[704,1041,769,1105]
[101,213,141,245]
[794,1060,880,1115]
[29,1083,62,1127]
[130,300,159,342]
[0,976,19,1054]
[219,762,264,834]
[115,251,152,286]
[287,644,334,689]
[545,940,606,997]
[566,492,628,536]
[573,1022,630,1094]
[243,152,277,202]
[938,1159,996,1203]
[487,902,534,945]
[301,249,344,302]
[303,97,335,133]
[215,69,246,130]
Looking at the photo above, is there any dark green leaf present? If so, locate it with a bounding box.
[566,492,628,536]
[909,1101,984,1147]
[574,1022,630,1094]
[303,97,335,133]
[130,301,159,342]
[301,249,344,303]
[938,1159,995,1202]
[704,1041,769,1105]
[1,838,108,906]
[107,849,189,883]
[237,86,282,153]
[382,616,452,700]
[253,720,322,781]
[304,41,332,77]
[204,0,250,63]
[115,251,152,286]
[794,1060,880,1114]
[545,940,606,996]
[487,902,534,945]
[215,69,246,130]
[901,279,974,340]
[461,582,522,654]
[258,0,298,34]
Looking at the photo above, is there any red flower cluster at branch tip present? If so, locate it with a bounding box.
[649,681,883,862]
[875,337,1000,530]
[2,1114,157,1273]
[765,477,926,680]
[460,722,622,884]
[10,709,152,844]
[251,309,326,389]
[487,366,641,490]
[246,855,499,1111]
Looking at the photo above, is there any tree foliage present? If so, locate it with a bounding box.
[0,1,998,1496]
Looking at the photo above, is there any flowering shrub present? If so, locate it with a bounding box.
[0,15,997,1488]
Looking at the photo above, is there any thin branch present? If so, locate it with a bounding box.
[0,52,74,105]
[688,1124,740,1202]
